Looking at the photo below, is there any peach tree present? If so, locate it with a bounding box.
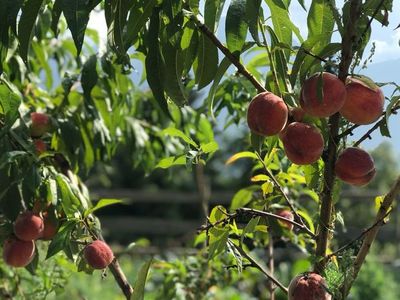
[0,0,399,299]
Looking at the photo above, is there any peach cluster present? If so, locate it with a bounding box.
[2,206,59,268]
[30,112,51,155]
[246,72,380,186]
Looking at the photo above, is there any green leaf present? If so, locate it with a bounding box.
[46,220,77,259]
[245,0,261,43]
[194,34,218,89]
[204,0,226,32]
[125,0,157,49]
[225,0,248,56]
[200,141,219,154]
[132,259,153,300]
[155,155,186,169]
[207,57,231,118]
[61,0,101,55]
[162,127,198,147]
[145,9,171,117]
[226,151,258,164]
[81,55,98,98]
[230,186,257,210]
[0,85,21,127]
[307,0,334,50]
[84,198,123,217]
[241,216,260,244]
[18,0,44,64]
[208,227,229,259]
[51,0,62,37]
[209,205,228,224]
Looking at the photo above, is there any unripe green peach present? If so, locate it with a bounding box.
[247,92,288,136]
[288,273,332,300]
[3,238,35,267]
[300,72,346,118]
[84,240,114,269]
[279,122,324,165]
[340,76,384,125]
[14,211,44,241]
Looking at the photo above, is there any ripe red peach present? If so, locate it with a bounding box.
[335,147,376,186]
[84,240,114,269]
[279,122,324,165]
[14,211,44,241]
[247,92,288,136]
[3,238,35,267]
[40,211,59,240]
[288,273,332,300]
[30,112,51,137]
[290,107,306,122]
[34,139,47,154]
[277,209,294,230]
[300,72,346,118]
[340,76,384,125]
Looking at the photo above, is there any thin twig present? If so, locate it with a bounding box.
[342,176,400,297]
[314,0,362,273]
[190,14,266,93]
[232,243,288,294]
[255,152,311,233]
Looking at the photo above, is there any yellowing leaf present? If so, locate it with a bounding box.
[251,174,270,182]
[226,151,257,165]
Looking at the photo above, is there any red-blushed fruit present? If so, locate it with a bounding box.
[279,122,324,165]
[288,273,332,300]
[340,76,384,125]
[40,211,59,240]
[84,240,114,269]
[3,238,35,267]
[34,139,47,154]
[30,112,51,137]
[335,147,376,186]
[247,92,288,136]
[277,209,294,230]
[290,107,306,122]
[300,72,346,118]
[14,211,44,241]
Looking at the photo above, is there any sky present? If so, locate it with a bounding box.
[87,1,400,154]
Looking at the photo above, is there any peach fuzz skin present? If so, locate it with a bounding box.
[335,147,376,186]
[247,92,288,136]
[277,210,294,230]
[279,122,324,165]
[3,238,35,267]
[84,240,114,269]
[340,77,384,125]
[288,273,332,300]
[300,72,346,118]
[14,211,44,241]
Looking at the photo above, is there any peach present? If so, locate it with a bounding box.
[290,107,306,122]
[335,147,376,186]
[247,92,288,136]
[277,209,294,230]
[30,112,51,137]
[84,240,114,269]
[40,211,59,240]
[300,72,346,117]
[34,139,47,154]
[340,76,384,125]
[14,211,44,241]
[279,122,324,165]
[3,238,35,267]
[288,273,332,300]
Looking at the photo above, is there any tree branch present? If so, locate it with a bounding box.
[342,176,400,297]
[314,0,362,273]
[190,14,266,93]
[232,243,288,294]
